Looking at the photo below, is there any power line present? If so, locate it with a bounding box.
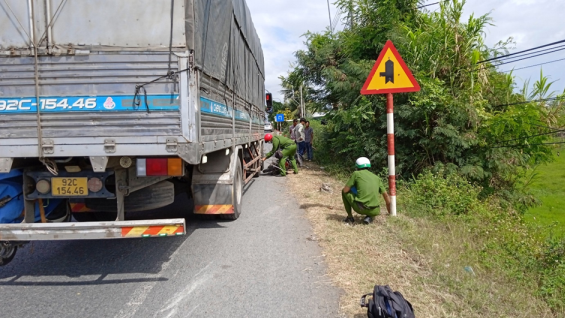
[477,39,565,64]
[472,46,565,73]
[326,0,333,33]
[495,46,565,65]
[417,2,439,9]
[501,57,565,73]
[493,128,565,147]
[490,96,565,109]
[494,44,565,63]
[491,141,565,149]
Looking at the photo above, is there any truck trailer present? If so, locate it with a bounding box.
[0,0,265,265]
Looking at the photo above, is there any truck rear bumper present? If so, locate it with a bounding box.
[0,218,185,241]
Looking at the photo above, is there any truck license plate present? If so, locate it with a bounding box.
[51,178,88,196]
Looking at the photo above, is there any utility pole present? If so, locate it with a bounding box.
[300,84,304,118]
[327,0,333,32]
[348,0,354,29]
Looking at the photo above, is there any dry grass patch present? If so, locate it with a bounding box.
[286,163,557,318]
[285,164,451,317]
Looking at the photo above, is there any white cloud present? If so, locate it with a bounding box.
[246,0,337,101]
[246,0,565,101]
[464,0,565,94]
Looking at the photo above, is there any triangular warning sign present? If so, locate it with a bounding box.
[361,40,420,95]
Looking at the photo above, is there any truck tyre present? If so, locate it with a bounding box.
[221,159,243,220]
[0,242,17,266]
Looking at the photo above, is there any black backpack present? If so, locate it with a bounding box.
[360,285,415,318]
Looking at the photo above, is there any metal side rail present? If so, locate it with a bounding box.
[0,219,186,241]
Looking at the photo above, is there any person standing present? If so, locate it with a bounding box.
[262,133,298,176]
[304,121,314,161]
[342,157,391,224]
[289,119,298,141]
[295,118,306,156]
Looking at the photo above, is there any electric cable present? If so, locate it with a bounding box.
[494,44,565,62]
[501,57,565,73]
[492,128,565,147]
[473,46,565,73]
[491,141,565,149]
[417,2,439,9]
[477,39,565,64]
[489,96,565,109]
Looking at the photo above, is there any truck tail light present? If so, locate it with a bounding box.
[88,177,103,193]
[147,158,168,176]
[36,179,51,194]
[167,158,183,176]
[136,158,184,177]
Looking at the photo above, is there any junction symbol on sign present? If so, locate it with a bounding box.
[361,40,420,95]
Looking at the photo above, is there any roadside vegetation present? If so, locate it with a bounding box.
[524,145,565,236]
[287,164,563,317]
[280,0,565,315]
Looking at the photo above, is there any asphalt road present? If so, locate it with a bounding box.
[0,146,341,318]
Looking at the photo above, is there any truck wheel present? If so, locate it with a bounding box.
[0,242,17,266]
[221,159,243,220]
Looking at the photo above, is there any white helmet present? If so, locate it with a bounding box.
[355,157,371,169]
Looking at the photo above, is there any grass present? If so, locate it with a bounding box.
[524,148,565,237]
[286,162,562,317]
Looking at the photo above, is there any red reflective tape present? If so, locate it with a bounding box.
[143,226,164,236]
[173,226,185,235]
[122,227,133,237]
[195,205,234,215]
[387,134,395,155]
[388,175,397,196]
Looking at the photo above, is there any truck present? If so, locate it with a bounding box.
[0,0,265,265]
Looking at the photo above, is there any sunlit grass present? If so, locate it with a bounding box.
[525,147,565,237]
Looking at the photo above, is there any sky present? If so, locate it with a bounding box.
[245,0,565,102]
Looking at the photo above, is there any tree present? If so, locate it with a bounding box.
[281,0,554,197]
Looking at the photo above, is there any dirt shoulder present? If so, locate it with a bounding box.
[285,163,439,317]
[286,161,561,318]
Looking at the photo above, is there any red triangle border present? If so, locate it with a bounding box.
[360,40,421,95]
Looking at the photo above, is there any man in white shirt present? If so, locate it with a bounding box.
[294,118,306,156]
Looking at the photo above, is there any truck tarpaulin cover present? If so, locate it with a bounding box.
[0,0,264,110]
[186,0,265,108]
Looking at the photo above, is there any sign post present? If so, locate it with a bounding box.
[360,40,420,216]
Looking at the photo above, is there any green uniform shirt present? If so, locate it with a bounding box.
[345,170,386,208]
[265,135,295,159]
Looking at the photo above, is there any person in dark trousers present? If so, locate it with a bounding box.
[289,119,298,141]
[262,133,298,176]
[304,121,314,161]
[295,118,306,157]
[342,157,391,224]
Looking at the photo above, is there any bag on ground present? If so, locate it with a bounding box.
[360,285,415,318]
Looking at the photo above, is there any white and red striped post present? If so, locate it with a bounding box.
[386,93,397,216]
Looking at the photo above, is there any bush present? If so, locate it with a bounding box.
[400,172,565,313]
[405,170,482,216]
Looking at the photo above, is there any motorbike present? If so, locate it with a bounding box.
[262,151,304,176]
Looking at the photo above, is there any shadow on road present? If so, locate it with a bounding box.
[0,194,229,286]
